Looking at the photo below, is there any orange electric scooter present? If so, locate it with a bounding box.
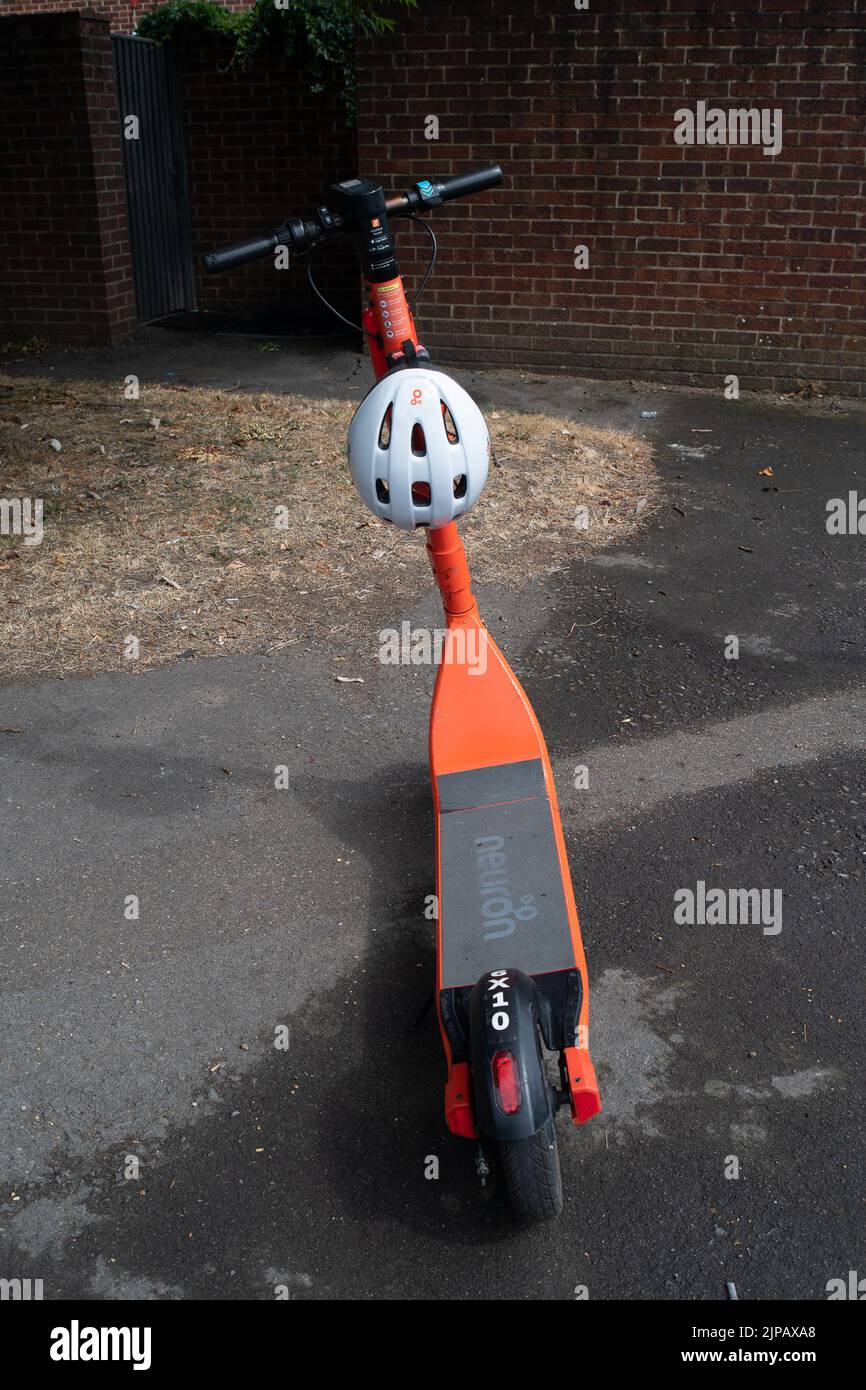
[205,166,601,1220]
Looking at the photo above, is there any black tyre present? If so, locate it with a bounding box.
[499,1124,563,1222]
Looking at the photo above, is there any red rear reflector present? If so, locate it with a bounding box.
[492,1050,522,1115]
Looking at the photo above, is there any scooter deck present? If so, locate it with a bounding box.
[430,611,589,992]
[437,756,574,989]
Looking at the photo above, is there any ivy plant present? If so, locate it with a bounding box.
[137,0,416,123]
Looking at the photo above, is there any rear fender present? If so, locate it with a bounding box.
[469,968,556,1141]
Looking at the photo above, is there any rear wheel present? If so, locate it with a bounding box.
[499,1124,562,1222]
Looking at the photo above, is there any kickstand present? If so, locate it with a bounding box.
[408,984,435,1033]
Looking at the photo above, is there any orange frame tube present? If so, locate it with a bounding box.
[364,274,422,376]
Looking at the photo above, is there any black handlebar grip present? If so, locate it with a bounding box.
[202,233,279,273]
[437,164,503,203]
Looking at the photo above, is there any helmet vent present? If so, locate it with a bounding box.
[411,423,426,455]
[378,405,392,449]
[452,473,467,500]
[411,481,432,505]
[375,478,390,503]
[441,404,459,443]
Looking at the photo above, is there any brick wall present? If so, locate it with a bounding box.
[356,0,866,396]
[1,6,357,341]
[0,11,137,345]
[179,33,358,326]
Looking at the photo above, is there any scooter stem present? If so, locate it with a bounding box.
[425,521,477,619]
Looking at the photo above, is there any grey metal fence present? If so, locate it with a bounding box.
[112,35,195,322]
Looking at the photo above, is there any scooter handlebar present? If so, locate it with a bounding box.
[202,233,279,273]
[437,164,503,203]
[202,166,504,271]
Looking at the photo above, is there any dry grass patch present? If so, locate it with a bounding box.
[0,373,657,680]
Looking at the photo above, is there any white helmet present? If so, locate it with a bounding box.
[347,367,489,530]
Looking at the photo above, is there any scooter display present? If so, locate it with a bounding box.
[204,165,601,1220]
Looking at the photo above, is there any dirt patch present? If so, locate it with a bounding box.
[0,373,658,680]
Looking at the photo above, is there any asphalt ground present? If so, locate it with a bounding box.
[1,333,864,1299]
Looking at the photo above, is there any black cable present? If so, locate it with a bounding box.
[406,216,437,307]
[305,215,438,332]
[306,256,375,338]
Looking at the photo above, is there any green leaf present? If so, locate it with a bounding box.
[137,0,418,123]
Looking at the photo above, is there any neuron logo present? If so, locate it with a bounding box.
[474,835,538,941]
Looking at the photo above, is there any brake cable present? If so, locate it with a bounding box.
[305,257,377,337]
[305,214,438,335]
[406,216,438,307]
